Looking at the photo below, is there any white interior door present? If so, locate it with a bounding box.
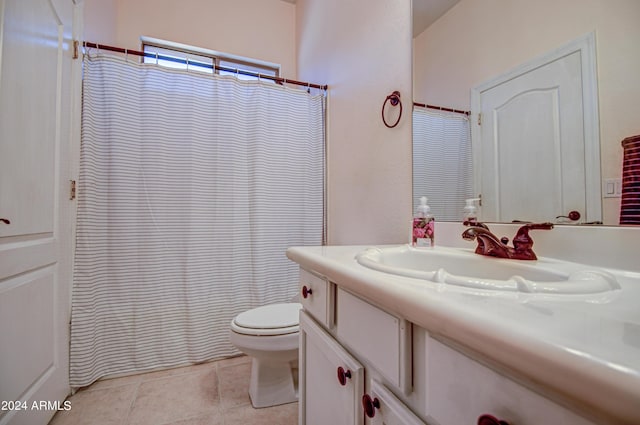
[0,0,78,424]
[471,34,601,223]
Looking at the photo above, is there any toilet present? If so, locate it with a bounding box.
[229,302,302,408]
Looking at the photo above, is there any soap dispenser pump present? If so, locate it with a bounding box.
[412,196,434,248]
[463,198,480,224]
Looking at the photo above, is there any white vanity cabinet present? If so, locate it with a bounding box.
[298,268,426,425]
[335,288,412,395]
[296,266,599,425]
[299,311,364,425]
[424,337,597,425]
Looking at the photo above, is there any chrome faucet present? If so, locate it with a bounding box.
[462,221,553,260]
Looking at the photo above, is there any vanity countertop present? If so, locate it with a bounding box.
[286,244,640,425]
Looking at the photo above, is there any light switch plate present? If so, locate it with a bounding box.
[603,178,622,198]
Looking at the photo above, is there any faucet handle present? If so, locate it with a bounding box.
[512,222,554,260]
[514,222,554,242]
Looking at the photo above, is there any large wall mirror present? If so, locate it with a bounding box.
[412,0,640,226]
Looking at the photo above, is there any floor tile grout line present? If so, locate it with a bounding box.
[123,381,141,425]
[216,361,227,425]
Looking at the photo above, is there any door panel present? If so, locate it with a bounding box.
[494,87,563,221]
[480,50,584,223]
[0,0,58,237]
[472,34,601,224]
[0,271,56,402]
[0,0,77,424]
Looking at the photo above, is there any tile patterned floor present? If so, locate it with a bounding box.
[49,356,298,425]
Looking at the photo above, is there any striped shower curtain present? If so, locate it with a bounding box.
[70,54,325,387]
[412,107,472,221]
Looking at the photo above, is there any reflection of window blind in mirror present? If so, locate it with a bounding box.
[412,108,473,221]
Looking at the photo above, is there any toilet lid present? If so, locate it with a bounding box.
[233,302,302,330]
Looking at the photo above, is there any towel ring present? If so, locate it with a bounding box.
[382,91,402,128]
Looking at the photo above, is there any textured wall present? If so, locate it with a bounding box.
[297,0,413,244]
[84,0,297,78]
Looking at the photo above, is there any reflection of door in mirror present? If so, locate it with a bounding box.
[471,33,601,224]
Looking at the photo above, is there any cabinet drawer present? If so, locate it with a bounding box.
[365,380,427,425]
[299,268,334,328]
[300,310,364,425]
[426,337,596,425]
[336,288,411,394]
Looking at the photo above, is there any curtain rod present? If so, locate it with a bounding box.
[83,41,328,91]
[413,102,470,116]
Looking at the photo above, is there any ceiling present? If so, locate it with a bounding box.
[412,0,461,37]
[279,0,460,38]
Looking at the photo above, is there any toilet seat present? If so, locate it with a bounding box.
[231,302,302,336]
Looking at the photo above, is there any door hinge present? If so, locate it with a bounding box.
[70,180,76,200]
[73,40,79,59]
[477,113,482,126]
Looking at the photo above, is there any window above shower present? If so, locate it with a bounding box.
[141,36,280,81]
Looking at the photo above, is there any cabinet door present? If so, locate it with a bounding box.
[299,311,364,425]
[366,380,427,425]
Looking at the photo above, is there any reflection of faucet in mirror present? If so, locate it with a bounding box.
[462,222,554,260]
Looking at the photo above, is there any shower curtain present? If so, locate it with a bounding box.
[70,54,325,388]
[412,107,472,221]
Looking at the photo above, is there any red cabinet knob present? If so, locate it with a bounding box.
[478,414,510,425]
[362,394,380,418]
[301,285,312,299]
[336,366,351,386]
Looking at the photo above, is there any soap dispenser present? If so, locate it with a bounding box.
[412,196,434,248]
[463,198,480,224]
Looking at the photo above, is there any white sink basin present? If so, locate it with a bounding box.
[355,245,620,294]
